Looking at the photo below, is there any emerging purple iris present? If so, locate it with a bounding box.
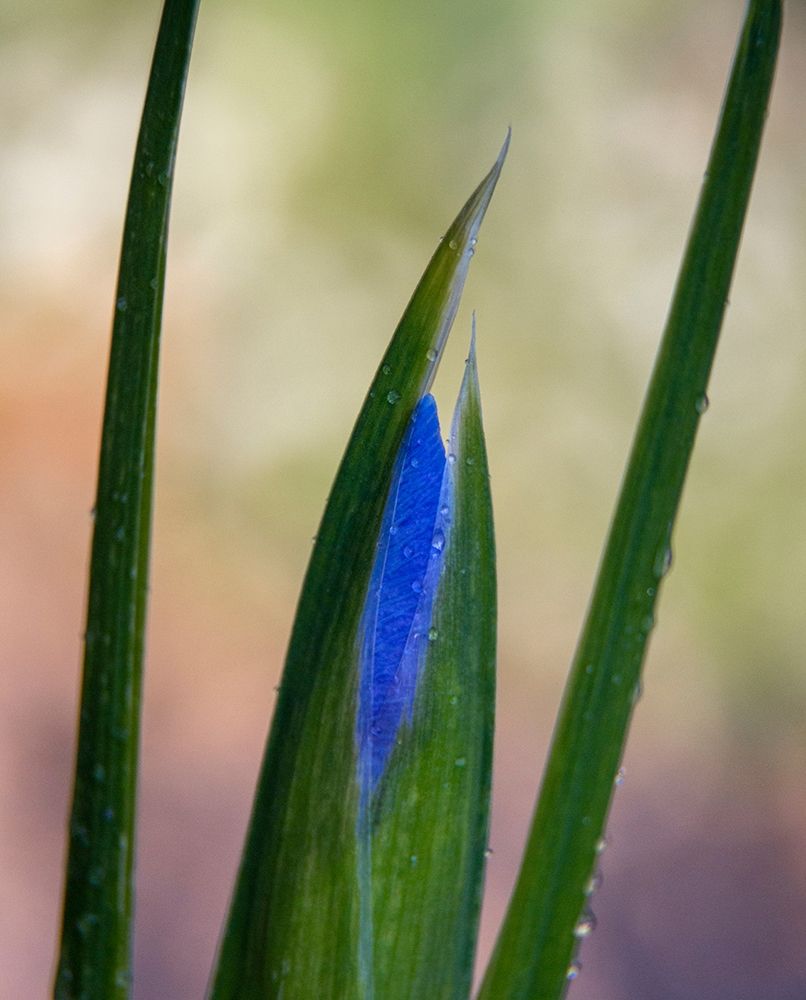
[358,394,452,792]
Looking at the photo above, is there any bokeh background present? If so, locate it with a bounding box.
[2,0,806,996]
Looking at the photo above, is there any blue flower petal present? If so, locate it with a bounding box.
[358,394,450,792]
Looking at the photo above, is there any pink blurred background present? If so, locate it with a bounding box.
[2,1,806,996]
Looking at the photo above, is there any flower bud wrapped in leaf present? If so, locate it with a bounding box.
[210,138,506,1000]
[358,331,495,1000]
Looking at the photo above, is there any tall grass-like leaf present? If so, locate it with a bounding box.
[54,2,200,997]
[366,328,496,999]
[209,136,508,1000]
[478,3,781,999]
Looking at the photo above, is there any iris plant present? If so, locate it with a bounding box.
[53,1,781,998]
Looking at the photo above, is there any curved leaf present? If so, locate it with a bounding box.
[55,3,200,997]
[478,4,781,999]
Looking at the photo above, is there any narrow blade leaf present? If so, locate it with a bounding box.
[479,4,781,998]
[54,2,200,997]
[209,136,508,1000]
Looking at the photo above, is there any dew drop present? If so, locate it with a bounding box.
[595,836,609,855]
[439,504,449,516]
[448,238,458,250]
[432,529,445,552]
[566,962,582,982]
[654,545,673,578]
[77,913,99,938]
[116,296,127,312]
[426,348,437,362]
[410,456,419,468]
[93,764,106,783]
[574,911,597,939]
[389,524,398,536]
[454,757,466,767]
[465,456,475,466]
[695,393,709,415]
[386,390,401,405]
[447,453,456,465]
[427,627,438,642]
[411,580,423,594]
[449,695,458,705]
[71,822,90,847]
[614,767,625,787]
[484,846,494,858]
[382,364,392,375]
[403,545,414,559]
[584,872,602,896]
[409,854,418,866]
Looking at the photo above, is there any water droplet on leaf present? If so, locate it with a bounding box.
[654,545,673,578]
[574,911,597,938]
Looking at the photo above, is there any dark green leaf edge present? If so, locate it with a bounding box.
[54,2,201,998]
[478,4,781,999]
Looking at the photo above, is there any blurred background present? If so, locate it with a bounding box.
[2,0,805,996]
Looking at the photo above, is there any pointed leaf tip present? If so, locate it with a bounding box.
[448,130,510,251]
[468,312,478,366]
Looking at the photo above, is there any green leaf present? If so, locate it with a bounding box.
[477,4,781,999]
[368,329,496,1000]
[54,2,200,997]
[209,135,508,1000]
